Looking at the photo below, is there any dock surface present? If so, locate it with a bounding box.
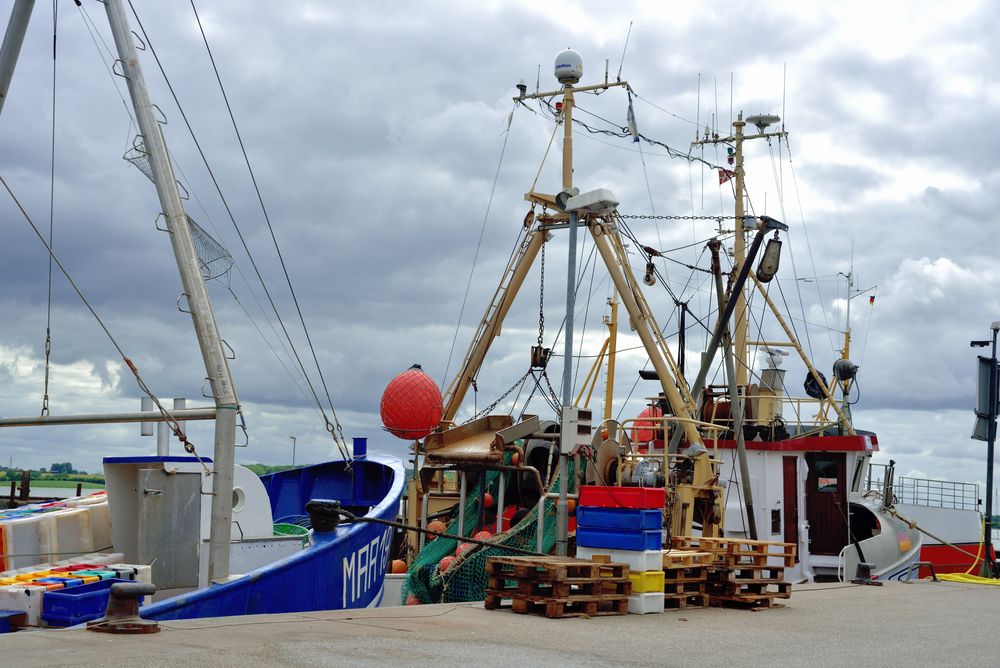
[3,580,995,666]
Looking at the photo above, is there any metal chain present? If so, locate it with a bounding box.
[537,242,546,347]
[466,369,533,423]
[618,214,733,221]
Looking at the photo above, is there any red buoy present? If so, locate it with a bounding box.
[631,405,663,443]
[380,364,443,440]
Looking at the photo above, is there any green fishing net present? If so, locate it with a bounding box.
[402,453,577,604]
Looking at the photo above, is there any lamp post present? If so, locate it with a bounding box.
[290,436,297,468]
[971,322,1000,577]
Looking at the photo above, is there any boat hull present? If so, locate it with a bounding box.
[140,454,404,620]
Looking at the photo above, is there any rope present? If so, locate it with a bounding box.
[887,507,988,562]
[335,511,543,557]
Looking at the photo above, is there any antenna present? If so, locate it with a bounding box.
[616,20,633,82]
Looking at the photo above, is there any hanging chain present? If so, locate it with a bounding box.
[537,242,546,347]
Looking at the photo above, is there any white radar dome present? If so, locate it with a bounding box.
[554,48,583,85]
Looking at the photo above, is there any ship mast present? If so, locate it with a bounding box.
[693,112,786,387]
[103,0,239,583]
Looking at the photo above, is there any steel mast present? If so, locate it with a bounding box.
[0,0,35,118]
[104,0,239,583]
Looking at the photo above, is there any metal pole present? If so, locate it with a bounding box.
[982,326,998,577]
[732,115,748,387]
[0,407,217,427]
[496,471,505,534]
[290,436,296,467]
[709,240,757,539]
[556,210,578,556]
[103,0,238,583]
[0,0,34,118]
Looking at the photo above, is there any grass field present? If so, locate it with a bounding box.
[23,479,105,489]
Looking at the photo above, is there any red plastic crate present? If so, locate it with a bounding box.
[578,485,665,509]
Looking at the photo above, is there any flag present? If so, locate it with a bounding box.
[626,92,639,143]
[718,169,735,184]
[869,295,875,305]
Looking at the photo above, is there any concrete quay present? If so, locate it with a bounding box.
[2,579,995,667]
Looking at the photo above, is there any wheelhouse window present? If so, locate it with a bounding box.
[815,460,839,493]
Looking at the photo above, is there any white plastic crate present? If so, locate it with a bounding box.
[575,546,662,572]
[627,592,665,614]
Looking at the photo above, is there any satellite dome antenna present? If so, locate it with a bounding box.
[554,48,583,85]
[746,113,781,134]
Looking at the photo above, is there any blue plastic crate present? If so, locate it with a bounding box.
[576,506,661,531]
[576,526,661,551]
[41,578,134,627]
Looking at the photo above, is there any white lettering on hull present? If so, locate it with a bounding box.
[342,527,393,607]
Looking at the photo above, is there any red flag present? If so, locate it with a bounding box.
[869,295,875,305]
[718,169,735,184]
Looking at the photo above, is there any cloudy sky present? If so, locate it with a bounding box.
[0,0,997,498]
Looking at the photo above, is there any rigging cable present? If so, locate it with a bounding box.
[41,0,59,417]
[1,175,210,471]
[77,2,327,434]
[441,104,517,388]
[125,0,348,460]
[187,0,349,459]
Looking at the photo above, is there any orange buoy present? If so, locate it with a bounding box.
[455,542,476,557]
[567,499,577,513]
[631,405,664,443]
[405,595,421,606]
[426,520,447,538]
[511,451,521,466]
[473,530,492,542]
[439,555,457,571]
[483,492,494,508]
[380,364,443,440]
[390,559,408,574]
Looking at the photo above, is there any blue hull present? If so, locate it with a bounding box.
[141,454,404,621]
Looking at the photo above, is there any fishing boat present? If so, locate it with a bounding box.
[0,0,403,624]
[394,48,989,602]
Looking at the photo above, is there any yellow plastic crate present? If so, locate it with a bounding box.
[629,570,665,593]
[63,574,100,584]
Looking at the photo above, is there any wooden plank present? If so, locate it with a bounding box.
[661,566,707,583]
[662,550,715,568]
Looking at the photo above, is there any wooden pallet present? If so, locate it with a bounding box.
[487,575,631,598]
[708,580,791,598]
[671,536,796,567]
[487,555,628,581]
[709,565,785,582]
[664,581,706,596]
[663,593,709,610]
[485,591,629,618]
[661,566,707,583]
[662,549,715,569]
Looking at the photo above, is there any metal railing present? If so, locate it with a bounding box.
[866,463,980,511]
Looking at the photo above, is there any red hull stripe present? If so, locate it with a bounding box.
[917,542,997,577]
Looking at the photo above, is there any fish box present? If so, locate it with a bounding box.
[576,507,661,531]
[575,547,663,572]
[627,592,664,614]
[578,486,665,510]
[0,585,45,626]
[629,570,666,593]
[41,578,133,627]
[576,526,661,551]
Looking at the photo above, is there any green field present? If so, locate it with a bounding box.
[28,480,105,489]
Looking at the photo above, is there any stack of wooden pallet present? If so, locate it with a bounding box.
[483,555,631,618]
[671,536,795,610]
[661,549,714,609]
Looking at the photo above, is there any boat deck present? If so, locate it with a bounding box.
[3,579,995,666]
